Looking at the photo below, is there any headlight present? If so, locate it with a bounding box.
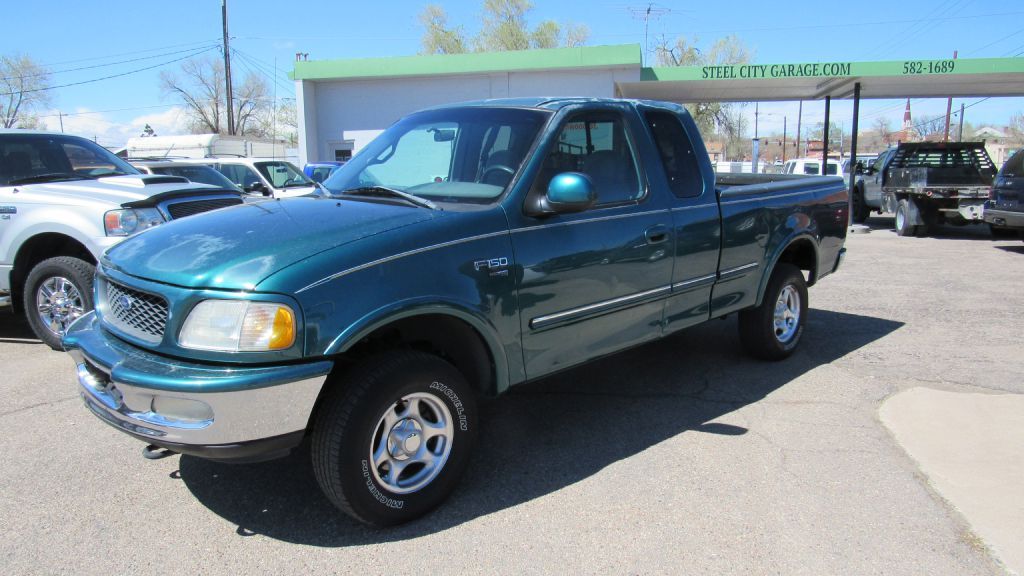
[104,208,164,236]
[179,300,296,352]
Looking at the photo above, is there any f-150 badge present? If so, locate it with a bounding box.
[473,257,509,277]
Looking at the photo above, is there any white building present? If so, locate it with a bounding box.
[292,44,641,166]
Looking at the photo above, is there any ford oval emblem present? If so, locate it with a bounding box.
[117,294,134,311]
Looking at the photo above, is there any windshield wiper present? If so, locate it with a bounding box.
[7,172,88,185]
[340,186,437,210]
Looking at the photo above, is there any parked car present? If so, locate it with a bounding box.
[984,148,1024,240]
[0,130,244,348]
[193,157,318,198]
[130,160,242,191]
[65,98,848,527]
[304,161,345,184]
[879,142,996,237]
[782,157,845,178]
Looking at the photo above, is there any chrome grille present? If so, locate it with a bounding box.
[166,197,243,219]
[104,281,168,343]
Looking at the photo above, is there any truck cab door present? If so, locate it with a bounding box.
[508,105,673,380]
[637,106,720,333]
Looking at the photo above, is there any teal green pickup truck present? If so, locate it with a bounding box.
[64,98,848,526]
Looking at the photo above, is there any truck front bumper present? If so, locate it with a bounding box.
[63,313,333,462]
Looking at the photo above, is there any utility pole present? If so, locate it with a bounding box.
[58,111,64,133]
[943,50,958,142]
[957,103,965,142]
[796,101,803,157]
[222,0,235,135]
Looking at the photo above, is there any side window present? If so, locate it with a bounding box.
[872,153,888,173]
[803,162,819,175]
[531,111,642,206]
[642,110,703,198]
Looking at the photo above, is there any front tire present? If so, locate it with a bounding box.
[23,256,95,350]
[851,186,870,224]
[312,350,477,526]
[738,263,808,361]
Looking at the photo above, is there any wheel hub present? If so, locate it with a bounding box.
[773,284,801,343]
[387,418,423,460]
[36,276,84,336]
[369,392,455,495]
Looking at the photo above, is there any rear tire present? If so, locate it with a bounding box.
[23,256,95,350]
[894,199,917,237]
[312,350,477,527]
[738,263,808,361]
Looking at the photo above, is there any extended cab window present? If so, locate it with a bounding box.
[531,111,642,206]
[642,110,703,198]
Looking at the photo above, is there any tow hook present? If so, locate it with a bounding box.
[142,444,177,460]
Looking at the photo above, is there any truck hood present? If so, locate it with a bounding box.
[7,175,216,207]
[102,196,440,290]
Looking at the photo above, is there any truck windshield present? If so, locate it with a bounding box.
[323,107,550,204]
[255,161,313,189]
[0,133,138,186]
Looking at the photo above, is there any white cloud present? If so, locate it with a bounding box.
[38,106,191,149]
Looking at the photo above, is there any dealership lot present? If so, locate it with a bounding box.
[1,219,1021,575]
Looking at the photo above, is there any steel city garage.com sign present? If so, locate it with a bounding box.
[699,59,960,80]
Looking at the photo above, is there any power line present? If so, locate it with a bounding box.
[231,48,295,96]
[2,44,221,81]
[965,29,1024,56]
[589,10,1024,40]
[0,45,219,97]
[38,39,222,67]
[232,48,295,94]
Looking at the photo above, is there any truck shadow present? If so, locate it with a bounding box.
[177,309,902,546]
[863,215,997,240]
[0,313,42,344]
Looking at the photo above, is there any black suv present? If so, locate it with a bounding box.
[985,149,1024,240]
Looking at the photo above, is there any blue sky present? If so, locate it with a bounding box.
[3,0,1022,147]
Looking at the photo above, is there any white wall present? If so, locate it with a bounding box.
[297,65,641,165]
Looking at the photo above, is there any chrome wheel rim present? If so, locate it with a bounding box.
[895,206,905,231]
[773,285,801,343]
[369,392,454,494]
[36,276,85,337]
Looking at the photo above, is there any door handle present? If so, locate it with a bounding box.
[645,225,669,245]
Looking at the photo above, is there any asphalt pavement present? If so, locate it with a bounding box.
[1,216,1021,575]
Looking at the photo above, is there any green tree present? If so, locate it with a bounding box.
[1,54,53,129]
[420,5,468,54]
[418,1,589,55]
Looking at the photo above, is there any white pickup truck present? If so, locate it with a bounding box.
[0,130,243,348]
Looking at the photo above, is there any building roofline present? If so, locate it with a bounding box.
[291,44,642,82]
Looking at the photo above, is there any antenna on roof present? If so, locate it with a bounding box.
[628,3,671,66]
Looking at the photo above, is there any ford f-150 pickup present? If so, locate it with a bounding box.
[64,98,848,526]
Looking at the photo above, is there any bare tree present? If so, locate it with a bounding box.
[915,115,946,141]
[160,56,271,136]
[1008,112,1024,140]
[418,1,589,55]
[1,54,53,129]
[872,117,892,145]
